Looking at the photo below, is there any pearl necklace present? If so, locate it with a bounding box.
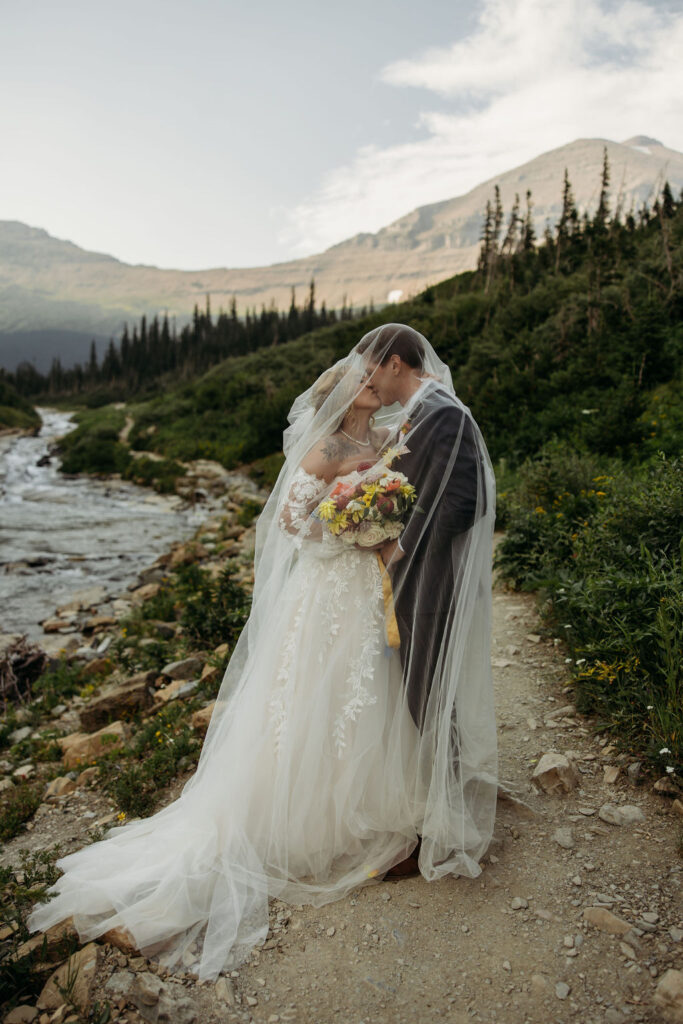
[340,427,371,446]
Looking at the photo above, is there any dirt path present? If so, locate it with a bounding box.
[5,569,682,1024]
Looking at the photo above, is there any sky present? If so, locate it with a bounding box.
[1,0,682,270]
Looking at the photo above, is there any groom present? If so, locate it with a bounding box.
[360,324,487,876]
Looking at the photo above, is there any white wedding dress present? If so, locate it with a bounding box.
[28,468,427,981]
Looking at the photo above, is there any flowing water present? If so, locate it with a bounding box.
[0,408,214,642]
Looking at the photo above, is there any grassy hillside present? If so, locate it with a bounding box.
[0,373,41,431]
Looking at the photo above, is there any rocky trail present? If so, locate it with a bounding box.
[2,509,682,1024]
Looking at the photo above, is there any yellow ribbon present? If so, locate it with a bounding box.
[375,552,400,649]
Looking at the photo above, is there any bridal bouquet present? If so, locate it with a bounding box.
[314,448,417,547]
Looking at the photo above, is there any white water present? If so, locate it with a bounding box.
[0,408,213,641]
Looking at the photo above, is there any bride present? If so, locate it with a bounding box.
[27,325,497,982]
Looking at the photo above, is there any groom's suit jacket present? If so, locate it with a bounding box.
[391,382,486,731]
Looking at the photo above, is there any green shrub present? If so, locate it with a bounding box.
[0,783,42,841]
[174,564,250,648]
[497,450,683,767]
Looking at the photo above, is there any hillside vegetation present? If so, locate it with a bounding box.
[0,373,41,431]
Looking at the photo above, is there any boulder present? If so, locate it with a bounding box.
[598,803,645,826]
[79,656,114,678]
[161,656,203,681]
[153,678,198,705]
[82,615,118,634]
[100,925,138,955]
[11,917,77,963]
[191,702,216,734]
[169,541,208,567]
[531,753,579,794]
[59,721,129,769]
[79,676,154,731]
[654,969,683,1023]
[76,766,99,786]
[3,1006,39,1022]
[131,582,161,604]
[44,776,78,799]
[36,942,100,1012]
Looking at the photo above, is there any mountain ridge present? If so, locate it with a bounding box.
[2,135,682,370]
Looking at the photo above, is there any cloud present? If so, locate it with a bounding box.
[281,0,683,257]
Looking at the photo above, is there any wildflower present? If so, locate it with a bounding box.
[563,624,572,629]
[576,658,586,665]
[659,747,671,755]
[646,705,654,710]
[534,506,546,515]
[117,811,126,821]
[595,491,606,498]
[565,658,573,663]
[666,766,675,774]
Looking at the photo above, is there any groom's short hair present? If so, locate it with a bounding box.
[358,325,425,369]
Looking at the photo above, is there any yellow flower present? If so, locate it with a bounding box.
[117,811,126,821]
[399,484,415,498]
[535,506,546,515]
[596,491,606,497]
[155,730,161,737]
[317,500,336,521]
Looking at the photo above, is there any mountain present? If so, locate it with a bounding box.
[1,135,682,371]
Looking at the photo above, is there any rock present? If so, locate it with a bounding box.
[44,776,77,799]
[130,583,161,603]
[36,942,100,1012]
[103,969,135,998]
[149,621,176,640]
[0,777,14,793]
[213,643,229,658]
[9,725,32,744]
[10,918,78,964]
[598,803,645,826]
[41,618,70,634]
[583,907,632,935]
[604,1011,627,1024]
[169,541,208,567]
[626,761,642,782]
[132,972,163,1006]
[191,702,216,734]
[79,657,114,678]
[552,827,575,849]
[215,978,236,1005]
[200,663,220,685]
[654,969,683,1023]
[82,615,118,634]
[161,656,204,681]
[641,911,659,924]
[603,765,620,785]
[75,766,99,786]
[555,981,570,999]
[12,764,35,780]
[153,679,198,705]
[50,704,68,718]
[73,646,99,663]
[531,753,580,794]
[672,799,683,817]
[654,776,681,796]
[101,925,138,955]
[39,635,80,658]
[58,720,129,769]
[3,1007,39,1023]
[620,941,637,959]
[525,634,542,644]
[79,677,154,731]
[56,587,106,613]
[510,897,528,910]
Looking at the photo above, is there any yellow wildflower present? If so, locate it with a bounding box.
[596,491,606,497]
[535,506,546,515]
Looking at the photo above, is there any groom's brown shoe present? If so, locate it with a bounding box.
[384,838,421,880]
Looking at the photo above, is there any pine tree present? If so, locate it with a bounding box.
[661,181,675,218]
[595,147,610,231]
[521,190,536,252]
[555,169,578,271]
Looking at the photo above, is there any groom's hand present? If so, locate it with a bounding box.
[381,539,405,566]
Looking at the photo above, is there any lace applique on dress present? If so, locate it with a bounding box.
[278,467,325,548]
